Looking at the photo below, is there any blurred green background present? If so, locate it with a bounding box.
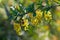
[0,0,60,40]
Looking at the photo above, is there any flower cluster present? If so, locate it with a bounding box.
[44,11,52,21]
[13,22,21,35]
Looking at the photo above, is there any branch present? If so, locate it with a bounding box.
[4,5,10,17]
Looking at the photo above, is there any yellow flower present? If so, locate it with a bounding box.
[24,26,29,31]
[22,19,29,26]
[44,11,52,20]
[13,22,21,35]
[21,19,29,31]
[36,10,43,19]
[31,18,38,25]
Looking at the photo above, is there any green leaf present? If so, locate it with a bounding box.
[26,3,34,12]
[10,8,18,16]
